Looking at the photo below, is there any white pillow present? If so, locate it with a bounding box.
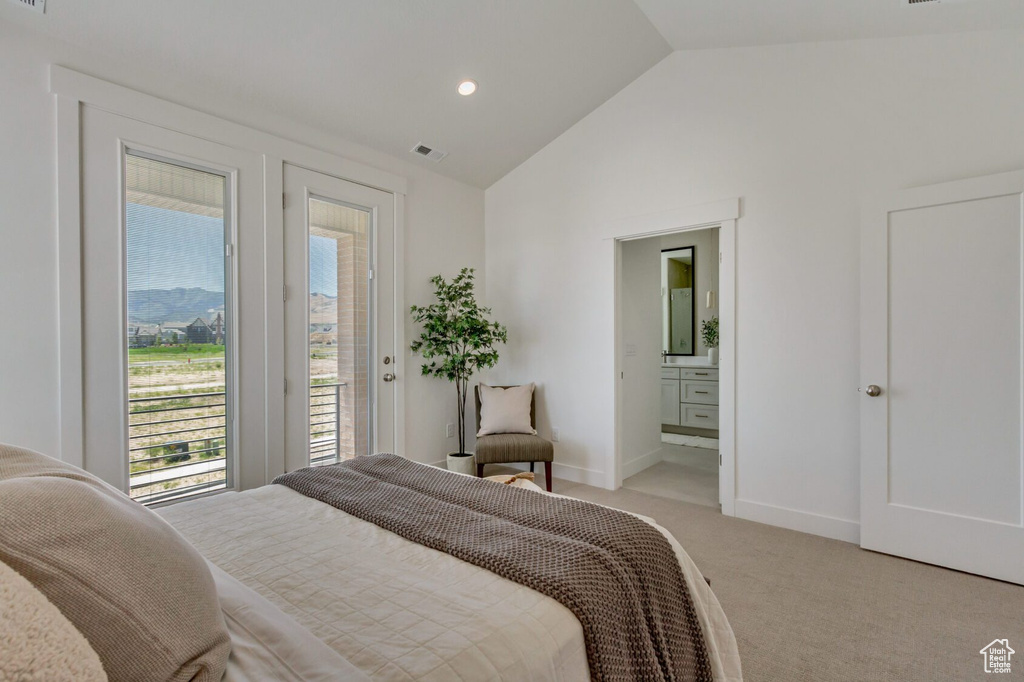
[477,383,537,436]
[0,560,107,682]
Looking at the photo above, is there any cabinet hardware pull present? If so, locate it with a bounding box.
[695,372,708,376]
[695,390,709,394]
[695,414,708,418]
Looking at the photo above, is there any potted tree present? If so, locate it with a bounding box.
[702,316,719,365]
[410,268,507,474]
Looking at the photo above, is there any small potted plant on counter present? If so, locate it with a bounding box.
[702,316,719,365]
[410,268,508,475]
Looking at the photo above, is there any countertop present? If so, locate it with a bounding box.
[661,356,717,368]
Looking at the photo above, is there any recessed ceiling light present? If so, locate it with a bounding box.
[457,79,478,96]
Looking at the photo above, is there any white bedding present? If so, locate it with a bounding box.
[160,483,742,681]
[209,561,370,681]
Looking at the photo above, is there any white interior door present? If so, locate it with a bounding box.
[283,165,396,472]
[861,170,1024,584]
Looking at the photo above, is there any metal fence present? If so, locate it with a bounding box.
[128,382,345,505]
[310,382,345,466]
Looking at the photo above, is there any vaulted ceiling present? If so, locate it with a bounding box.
[0,0,670,187]
[2,0,1021,188]
[634,0,1024,50]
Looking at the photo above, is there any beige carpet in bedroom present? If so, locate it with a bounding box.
[527,472,1023,682]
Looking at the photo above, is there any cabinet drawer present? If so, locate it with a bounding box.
[681,380,719,405]
[660,367,681,379]
[680,368,718,381]
[681,405,719,428]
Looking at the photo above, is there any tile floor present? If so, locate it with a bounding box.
[622,445,719,508]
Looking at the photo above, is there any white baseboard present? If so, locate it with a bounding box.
[552,461,606,487]
[621,447,665,479]
[425,457,858,543]
[734,499,860,544]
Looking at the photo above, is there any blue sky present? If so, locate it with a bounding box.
[309,235,338,297]
[127,203,338,297]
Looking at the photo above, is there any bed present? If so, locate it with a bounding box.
[0,444,741,682]
[158,460,742,681]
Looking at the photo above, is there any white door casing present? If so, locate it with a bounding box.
[282,164,397,473]
[860,169,1024,585]
[609,198,738,515]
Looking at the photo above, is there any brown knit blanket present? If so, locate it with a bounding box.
[274,454,713,682]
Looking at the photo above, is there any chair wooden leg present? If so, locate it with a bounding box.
[544,462,552,492]
[476,463,484,478]
[529,461,535,473]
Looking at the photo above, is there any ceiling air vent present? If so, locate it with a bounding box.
[410,143,447,163]
[901,0,975,5]
[7,0,45,13]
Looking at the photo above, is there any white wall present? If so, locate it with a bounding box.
[485,30,1024,539]
[620,238,663,475]
[0,22,483,466]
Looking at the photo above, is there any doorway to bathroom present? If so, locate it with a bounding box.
[617,226,721,507]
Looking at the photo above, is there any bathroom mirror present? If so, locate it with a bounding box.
[662,247,695,355]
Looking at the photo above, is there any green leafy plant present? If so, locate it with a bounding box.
[410,268,508,456]
[701,316,719,349]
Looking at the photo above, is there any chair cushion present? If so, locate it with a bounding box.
[477,383,537,436]
[475,433,554,464]
[0,444,231,682]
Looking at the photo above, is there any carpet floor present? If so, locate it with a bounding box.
[545,476,1024,681]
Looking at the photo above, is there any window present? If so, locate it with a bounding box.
[123,151,232,504]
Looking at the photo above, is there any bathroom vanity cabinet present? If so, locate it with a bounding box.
[661,364,719,431]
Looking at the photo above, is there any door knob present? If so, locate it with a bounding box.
[863,384,882,397]
[382,373,396,383]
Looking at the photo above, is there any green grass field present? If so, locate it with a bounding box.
[128,343,225,363]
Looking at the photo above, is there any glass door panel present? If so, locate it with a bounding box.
[123,151,232,504]
[308,197,371,465]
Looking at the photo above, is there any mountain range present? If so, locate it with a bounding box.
[128,288,339,325]
[309,292,338,324]
[127,288,225,324]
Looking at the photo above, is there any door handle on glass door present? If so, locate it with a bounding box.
[383,373,396,383]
